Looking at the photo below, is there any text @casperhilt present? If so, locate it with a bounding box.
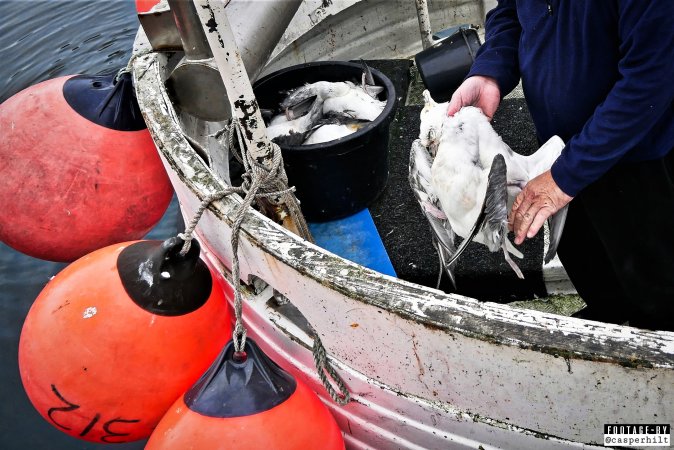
[603,424,671,447]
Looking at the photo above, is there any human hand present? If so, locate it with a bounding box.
[508,170,573,245]
[446,75,501,119]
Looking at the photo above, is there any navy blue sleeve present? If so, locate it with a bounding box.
[466,0,521,96]
[551,1,674,196]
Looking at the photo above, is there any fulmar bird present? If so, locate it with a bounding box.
[302,113,369,145]
[280,60,385,123]
[265,97,325,146]
[410,92,568,284]
[280,80,385,122]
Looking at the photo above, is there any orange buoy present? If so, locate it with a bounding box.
[136,0,159,13]
[146,339,345,449]
[19,238,232,443]
[0,72,173,262]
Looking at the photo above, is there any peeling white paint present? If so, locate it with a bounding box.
[138,260,154,287]
[82,306,97,319]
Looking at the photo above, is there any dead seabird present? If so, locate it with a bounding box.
[279,61,385,123]
[418,90,446,157]
[410,98,567,283]
[302,112,369,145]
[265,97,325,146]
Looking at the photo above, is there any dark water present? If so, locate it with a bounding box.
[0,1,182,448]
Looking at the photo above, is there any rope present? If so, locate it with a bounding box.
[312,331,351,405]
[178,189,242,255]
[177,119,350,406]
[115,48,153,83]
[179,119,293,353]
[227,121,313,242]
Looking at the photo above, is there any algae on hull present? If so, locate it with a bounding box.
[508,294,586,317]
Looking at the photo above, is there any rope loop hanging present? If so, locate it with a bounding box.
[312,330,351,405]
[175,120,351,405]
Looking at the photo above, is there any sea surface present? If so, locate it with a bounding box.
[0,1,182,448]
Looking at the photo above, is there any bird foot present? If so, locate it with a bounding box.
[502,243,525,279]
[423,201,447,219]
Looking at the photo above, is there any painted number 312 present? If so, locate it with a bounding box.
[47,384,141,443]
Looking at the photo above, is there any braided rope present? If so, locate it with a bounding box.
[177,119,350,406]
[179,119,291,352]
[312,331,351,405]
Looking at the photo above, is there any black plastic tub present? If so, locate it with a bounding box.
[253,61,397,222]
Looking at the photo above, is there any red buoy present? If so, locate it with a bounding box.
[0,73,173,262]
[146,339,345,450]
[19,238,232,443]
[136,0,159,13]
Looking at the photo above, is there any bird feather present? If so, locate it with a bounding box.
[409,139,458,287]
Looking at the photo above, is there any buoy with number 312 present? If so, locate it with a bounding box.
[18,238,231,443]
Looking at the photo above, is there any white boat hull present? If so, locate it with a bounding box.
[132,2,674,448]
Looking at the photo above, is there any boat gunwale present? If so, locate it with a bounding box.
[132,46,674,371]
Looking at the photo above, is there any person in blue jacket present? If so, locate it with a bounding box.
[447,1,674,331]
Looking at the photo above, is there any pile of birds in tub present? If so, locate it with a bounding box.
[263,62,386,146]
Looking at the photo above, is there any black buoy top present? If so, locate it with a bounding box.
[63,72,147,131]
[117,238,213,316]
[184,339,297,418]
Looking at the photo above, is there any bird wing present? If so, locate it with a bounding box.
[444,153,524,279]
[284,95,317,120]
[280,83,315,110]
[359,59,384,98]
[408,139,458,287]
[483,155,525,279]
[544,203,568,264]
[482,154,509,252]
[523,135,568,264]
[360,58,375,86]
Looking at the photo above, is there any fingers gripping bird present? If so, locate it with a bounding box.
[410,91,568,285]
